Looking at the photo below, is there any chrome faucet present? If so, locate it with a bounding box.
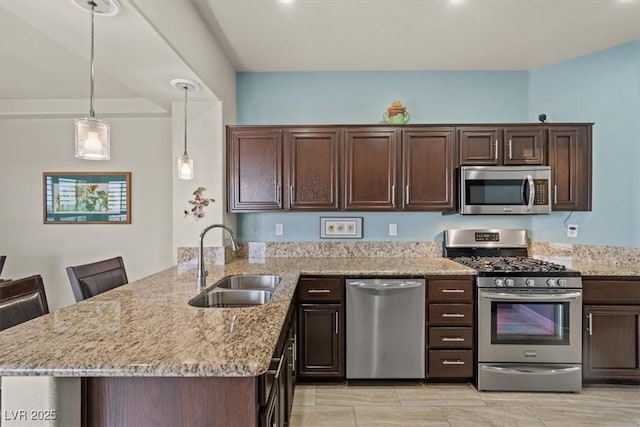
[196,224,240,291]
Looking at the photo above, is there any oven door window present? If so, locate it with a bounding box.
[465,179,526,206]
[491,301,570,345]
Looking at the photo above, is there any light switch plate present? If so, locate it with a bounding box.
[275,223,283,236]
[567,224,578,238]
[389,223,398,236]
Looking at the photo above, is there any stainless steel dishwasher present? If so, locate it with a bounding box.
[346,278,426,379]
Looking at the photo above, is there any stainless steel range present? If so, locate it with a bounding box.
[444,229,582,392]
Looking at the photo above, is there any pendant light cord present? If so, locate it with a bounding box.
[183,86,188,156]
[89,0,96,118]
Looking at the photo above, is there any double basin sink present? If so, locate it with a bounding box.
[189,275,281,308]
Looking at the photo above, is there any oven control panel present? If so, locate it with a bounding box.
[478,277,582,289]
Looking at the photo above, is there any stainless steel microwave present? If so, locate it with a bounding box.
[459,166,551,215]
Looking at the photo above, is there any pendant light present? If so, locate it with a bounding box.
[171,78,200,180]
[73,0,120,160]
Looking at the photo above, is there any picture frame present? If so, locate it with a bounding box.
[43,172,131,224]
[320,217,363,239]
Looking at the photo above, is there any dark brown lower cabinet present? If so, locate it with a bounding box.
[83,376,259,427]
[426,276,475,381]
[297,303,344,379]
[583,305,640,384]
[582,276,640,384]
[296,276,345,380]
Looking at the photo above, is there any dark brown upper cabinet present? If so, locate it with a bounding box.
[227,123,592,213]
[401,128,455,211]
[503,127,545,165]
[343,128,399,211]
[458,126,545,166]
[227,127,283,211]
[548,125,592,211]
[284,129,340,211]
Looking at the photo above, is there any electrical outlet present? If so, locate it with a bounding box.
[275,223,283,236]
[567,224,578,238]
[389,223,398,236]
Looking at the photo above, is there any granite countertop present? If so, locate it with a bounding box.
[574,262,640,277]
[0,257,474,378]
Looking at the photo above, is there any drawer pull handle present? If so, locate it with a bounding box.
[308,289,331,293]
[442,337,465,342]
[442,313,465,318]
[441,289,465,293]
[442,360,465,365]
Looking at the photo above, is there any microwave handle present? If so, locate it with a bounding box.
[526,175,534,211]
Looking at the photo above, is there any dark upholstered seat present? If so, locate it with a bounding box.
[66,256,128,302]
[0,275,49,331]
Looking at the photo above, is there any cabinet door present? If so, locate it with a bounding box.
[402,128,455,211]
[285,129,340,210]
[583,305,640,383]
[297,304,344,378]
[548,125,592,211]
[503,127,545,165]
[343,128,399,210]
[227,128,283,211]
[285,310,296,425]
[458,127,501,165]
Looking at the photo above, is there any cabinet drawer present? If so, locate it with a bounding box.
[298,277,343,302]
[428,350,473,378]
[428,327,473,348]
[583,279,640,305]
[429,304,473,325]
[428,280,474,302]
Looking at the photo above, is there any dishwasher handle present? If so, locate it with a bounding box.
[347,280,424,291]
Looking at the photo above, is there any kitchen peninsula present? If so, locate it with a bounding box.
[0,257,474,427]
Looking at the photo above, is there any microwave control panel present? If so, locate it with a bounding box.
[533,179,549,205]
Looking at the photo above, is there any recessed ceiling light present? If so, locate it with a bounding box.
[279,0,295,4]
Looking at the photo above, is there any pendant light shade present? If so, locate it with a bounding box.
[75,117,110,160]
[171,78,200,180]
[74,0,119,160]
[177,154,194,180]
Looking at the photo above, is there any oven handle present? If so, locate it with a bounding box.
[480,365,581,375]
[479,291,582,301]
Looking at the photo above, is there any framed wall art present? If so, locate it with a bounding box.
[43,172,131,224]
[320,217,363,239]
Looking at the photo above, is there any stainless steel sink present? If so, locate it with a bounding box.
[189,289,273,308]
[214,275,281,291]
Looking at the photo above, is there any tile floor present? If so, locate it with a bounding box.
[290,381,640,426]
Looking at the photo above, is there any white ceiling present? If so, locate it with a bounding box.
[203,0,640,71]
[1,0,639,117]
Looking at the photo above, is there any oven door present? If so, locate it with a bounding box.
[477,288,582,363]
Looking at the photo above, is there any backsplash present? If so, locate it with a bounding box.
[177,241,638,269]
[531,242,640,268]
[247,241,442,258]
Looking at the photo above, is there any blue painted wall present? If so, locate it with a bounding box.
[529,40,640,247]
[236,44,640,247]
[237,71,529,125]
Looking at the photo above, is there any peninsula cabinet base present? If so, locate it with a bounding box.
[83,377,259,427]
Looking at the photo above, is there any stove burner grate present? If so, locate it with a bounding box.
[453,256,569,273]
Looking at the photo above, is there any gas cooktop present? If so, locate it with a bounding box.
[453,256,580,276]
